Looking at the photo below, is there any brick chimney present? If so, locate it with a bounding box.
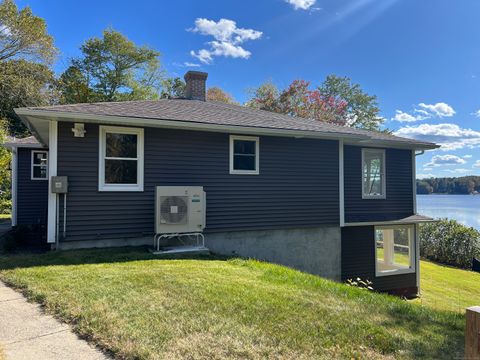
[184,71,208,101]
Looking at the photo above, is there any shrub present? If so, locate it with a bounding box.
[0,199,11,214]
[419,218,480,269]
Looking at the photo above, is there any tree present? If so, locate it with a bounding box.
[58,66,91,104]
[246,79,348,126]
[0,0,56,136]
[0,59,56,135]
[59,29,163,103]
[245,81,280,112]
[0,120,11,213]
[207,87,236,104]
[0,0,56,63]
[160,77,185,99]
[317,75,382,131]
[246,76,383,131]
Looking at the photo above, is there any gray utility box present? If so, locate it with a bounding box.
[51,176,68,193]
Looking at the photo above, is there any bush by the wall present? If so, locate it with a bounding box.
[419,218,480,269]
[0,199,11,214]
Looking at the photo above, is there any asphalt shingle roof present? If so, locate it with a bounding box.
[4,136,41,146]
[23,99,437,148]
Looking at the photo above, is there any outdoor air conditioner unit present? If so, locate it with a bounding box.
[155,186,206,234]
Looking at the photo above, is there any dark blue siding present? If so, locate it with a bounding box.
[16,148,48,225]
[57,122,340,242]
[341,226,417,294]
[344,146,414,223]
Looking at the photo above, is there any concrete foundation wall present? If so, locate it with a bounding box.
[206,226,342,281]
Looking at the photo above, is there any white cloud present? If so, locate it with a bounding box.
[425,154,466,167]
[463,154,473,159]
[423,167,433,171]
[418,102,455,117]
[417,173,435,179]
[285,0,317,10]
[392,102,455,122]
[474,160,480,168]
[473,109,480,118]
[188,18,262,64]
[392,110,426,122]
[184,62,201,67]
[446,168,471,174]
[394,123,480,151]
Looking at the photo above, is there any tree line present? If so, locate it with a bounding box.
[417,176,480,195]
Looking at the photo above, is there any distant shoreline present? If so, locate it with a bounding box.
[417,193,480,196]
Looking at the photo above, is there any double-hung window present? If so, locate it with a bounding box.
[229,135,259,175]
[375,225,415,276]
[99,126,144,191]
[31,150,48,180]
[362,148,385,199]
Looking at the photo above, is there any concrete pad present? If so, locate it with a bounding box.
[0,281,109,360]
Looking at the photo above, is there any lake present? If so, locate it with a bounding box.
[417,194,480,230]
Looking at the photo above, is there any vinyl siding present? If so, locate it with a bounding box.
[341,225,416,292]
[16,148,48,225]
[57,122,340,242]
[344,146,414,223]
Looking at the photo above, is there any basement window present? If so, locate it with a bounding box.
[31,150,48,180]
[99,126,144,191]
[229,135,259,175]
[362,148,385,199]
[375,225,415,276]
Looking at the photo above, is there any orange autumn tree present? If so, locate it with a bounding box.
[246,76,383,131]
[207,86,237,104]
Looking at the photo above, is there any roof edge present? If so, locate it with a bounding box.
[14,108,439,150]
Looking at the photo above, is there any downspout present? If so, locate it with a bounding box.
[11,148,17,227]
[413,149,424,296]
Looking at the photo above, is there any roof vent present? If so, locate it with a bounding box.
[184,71,208,101]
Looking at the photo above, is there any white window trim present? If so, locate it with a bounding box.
[362,148,386,199]
[229,135,259,175]
[98,125,144,192]
[31,150,49,180]
[374,224,416,277]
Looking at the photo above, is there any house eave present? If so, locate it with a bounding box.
[14,108,438,150]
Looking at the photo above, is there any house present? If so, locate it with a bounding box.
[6,71,438,297]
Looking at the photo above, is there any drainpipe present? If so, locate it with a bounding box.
[413,149,425,296]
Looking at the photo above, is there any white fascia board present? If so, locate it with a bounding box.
[345,139,439,151]
[3,143,46,149]
[14,109,371,142]
[344,219,438,227]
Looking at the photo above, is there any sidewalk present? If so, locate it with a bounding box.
[0,281,109,360]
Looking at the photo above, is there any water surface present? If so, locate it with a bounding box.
[417,194,480,230]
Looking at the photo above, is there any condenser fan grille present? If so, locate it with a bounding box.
[160,196,188,224]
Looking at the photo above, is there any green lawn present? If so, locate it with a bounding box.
[416,259,480,313]
[0,248,464,359]
[0,214,11,220]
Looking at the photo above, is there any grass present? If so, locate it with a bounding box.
[0,214,10,220]
[416,259,480,313]
[0,247,464,359]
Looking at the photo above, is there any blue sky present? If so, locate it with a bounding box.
[16,0,480,178]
